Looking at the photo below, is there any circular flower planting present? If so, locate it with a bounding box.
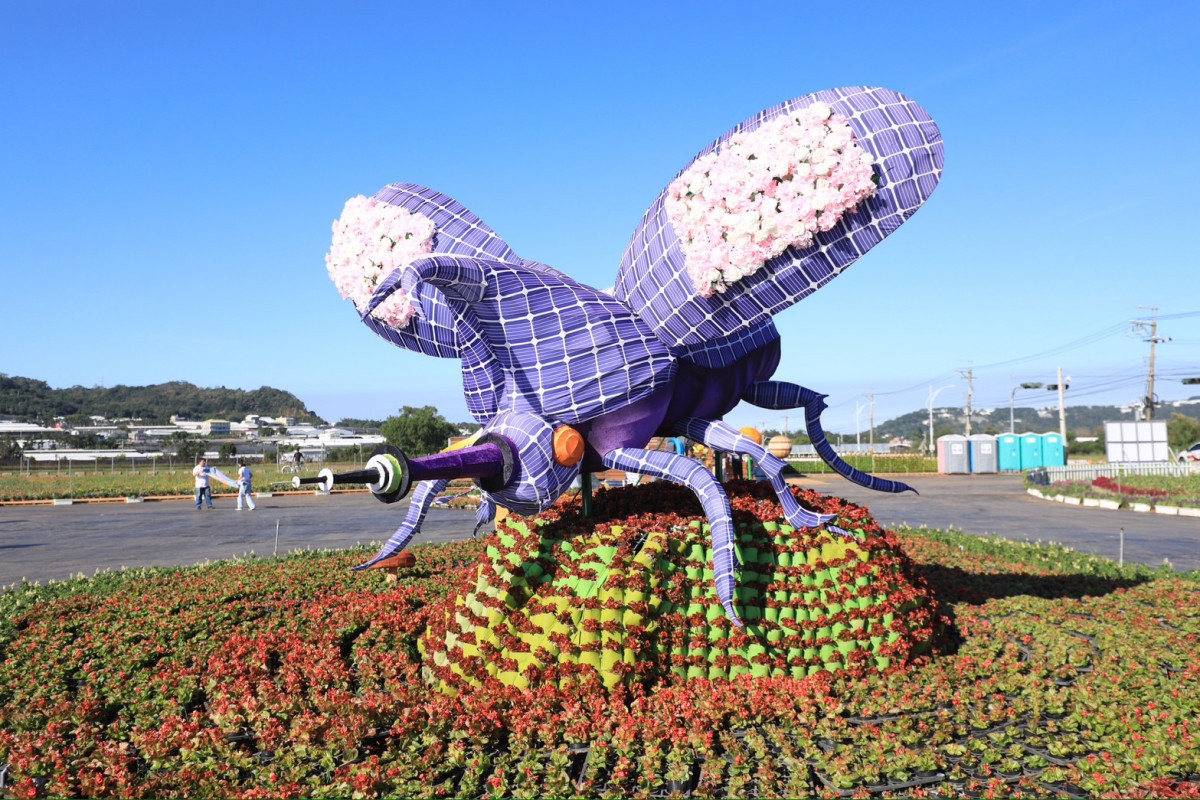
[421,480,947,693]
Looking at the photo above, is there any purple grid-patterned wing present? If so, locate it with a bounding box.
[614,87,944,368]
[373,253,676,426]
[362,184,538,420]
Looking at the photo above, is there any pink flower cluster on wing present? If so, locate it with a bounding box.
[666,102,878,298]
[325,195,435,328]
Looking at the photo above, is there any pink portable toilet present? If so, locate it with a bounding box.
[937,435,970,474]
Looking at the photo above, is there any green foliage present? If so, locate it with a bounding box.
[174,437,205,462]
[1066,429,1106,456]
[217,442,238,460]
[334,417,384,430]
[0,373,323,425]
[380,405,459,457]
[1167,412,1200,451]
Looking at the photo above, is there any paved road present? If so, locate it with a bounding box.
[2,475,1198,587]
[0,493,479,588]
[795,472,1200,573]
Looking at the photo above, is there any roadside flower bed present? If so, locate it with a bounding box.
[2,485,1199,798]
[1032,474,1200,510]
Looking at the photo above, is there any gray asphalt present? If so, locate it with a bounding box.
[795,472,1200,573]
[2,474,1198,588]
[0,492,480,588]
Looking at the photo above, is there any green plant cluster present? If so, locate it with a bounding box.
[1,491,1199,798]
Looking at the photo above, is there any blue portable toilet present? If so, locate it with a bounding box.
[1019,433,1043,470]
[997,433,1021,471]
[967,434,998,473]
[937,434,970,474]
[1040,432,1066,467]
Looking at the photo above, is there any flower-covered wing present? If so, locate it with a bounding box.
[333,183,541,361]
[614,86,943,368]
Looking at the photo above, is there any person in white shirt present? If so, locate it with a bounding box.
[192,458,213,509]
[236,459,257,511]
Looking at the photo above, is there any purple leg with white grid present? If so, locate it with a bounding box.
[602,447,742,627]
[473,497,496,539]
[353,479,450,570]
[743,381,916,494]
[669,417,839,530]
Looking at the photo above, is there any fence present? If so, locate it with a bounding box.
[1030,462,1200,484]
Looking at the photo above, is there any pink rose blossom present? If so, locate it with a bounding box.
[665,103,877,297]
[324,195,435,328]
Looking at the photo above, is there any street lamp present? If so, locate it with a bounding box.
[1009,382,1044,433]
[927,384,955,455]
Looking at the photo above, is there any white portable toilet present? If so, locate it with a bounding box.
[967,434,998,474]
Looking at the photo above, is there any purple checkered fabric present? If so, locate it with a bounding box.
[614,86,943,368]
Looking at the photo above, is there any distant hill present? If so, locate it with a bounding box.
[838,401,1200,442]
[0,374,323,425]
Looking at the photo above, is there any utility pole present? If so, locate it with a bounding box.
[1132,307,1169,420]
[957,367,974,436]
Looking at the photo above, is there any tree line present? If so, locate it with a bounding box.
[0,374,323,425]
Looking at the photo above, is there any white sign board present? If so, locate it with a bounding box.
[1104,420,1169,463]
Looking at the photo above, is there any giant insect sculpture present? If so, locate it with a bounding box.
[314,86,942,627]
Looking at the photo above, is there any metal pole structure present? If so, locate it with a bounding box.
[957,368,974,436]
[581,471,594,518]
[1057,366,1068,442]
[1010,382,1044,433]
[928,384,955,455]
[854,401,865,450]
[868,392,875,456]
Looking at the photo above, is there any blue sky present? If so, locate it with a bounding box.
[3,1,1198,435]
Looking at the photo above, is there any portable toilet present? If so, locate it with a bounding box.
[1040,432,1066,467]
[1019,433,1043,470]
[997,433,1022,471]
[937,434,970,474]
[967,434,998,473]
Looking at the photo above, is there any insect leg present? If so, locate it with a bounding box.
[743,381,916,494]
[668,417,838,531]
[473,496,496,539]
[353,478,451,571]
[602,448,742,627]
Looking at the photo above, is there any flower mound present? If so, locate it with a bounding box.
[421,480,945,693]
[665,102,878,297]
[324,195,435,328]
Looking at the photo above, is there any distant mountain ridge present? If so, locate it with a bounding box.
[846,401,1200,442]
[0,374,323,425]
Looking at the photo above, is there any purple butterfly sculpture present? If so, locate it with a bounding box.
[316,86,943,627]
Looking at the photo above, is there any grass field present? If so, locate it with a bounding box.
[0,463,365,502]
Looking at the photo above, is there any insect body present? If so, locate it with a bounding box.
[325,86,943,626]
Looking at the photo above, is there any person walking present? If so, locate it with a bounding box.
[292,448,303,472]
[236,458,257,511]
[192,458,214,509]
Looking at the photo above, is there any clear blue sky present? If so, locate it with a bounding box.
[3,1,1198,435]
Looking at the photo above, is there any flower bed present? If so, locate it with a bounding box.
[2,485,1199,798]
[1033,474,1200,510]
